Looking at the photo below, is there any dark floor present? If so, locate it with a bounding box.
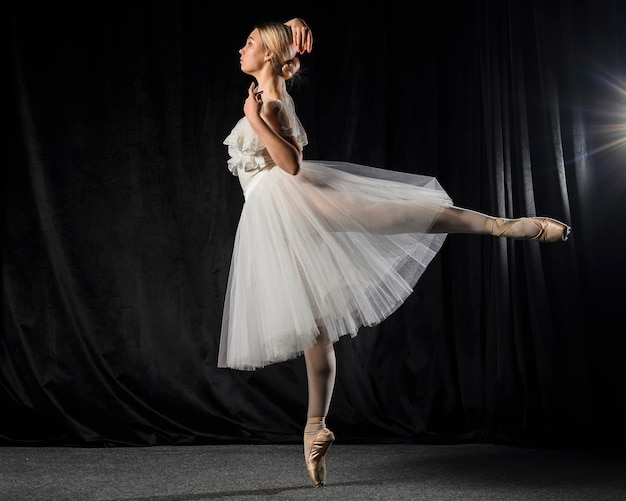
[1,443,625,500]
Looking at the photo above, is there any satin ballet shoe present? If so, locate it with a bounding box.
[486,217,571,243]
[304,427,335,487]
[318,456,327,485]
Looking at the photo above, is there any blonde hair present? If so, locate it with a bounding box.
[256,22,301,80]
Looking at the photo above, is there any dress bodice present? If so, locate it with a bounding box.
[223,96,308,198]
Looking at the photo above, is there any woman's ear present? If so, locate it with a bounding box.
[264,51,273,62]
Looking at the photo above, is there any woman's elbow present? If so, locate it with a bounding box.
[278,161,300,175]
[288,153,302,175]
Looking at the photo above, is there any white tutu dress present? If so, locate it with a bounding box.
[218,93,453,370]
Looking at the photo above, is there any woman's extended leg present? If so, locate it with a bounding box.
[302,327,336,487]
[306,185,570,241]
[429,207,571,242]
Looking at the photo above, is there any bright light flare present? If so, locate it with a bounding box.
[585,69,626,158]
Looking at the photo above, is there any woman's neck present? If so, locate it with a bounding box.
[254,75,285,101]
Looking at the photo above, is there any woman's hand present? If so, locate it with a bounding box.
[284,18,313,54]
[243,82,263,122]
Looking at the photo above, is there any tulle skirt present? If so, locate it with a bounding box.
[218,160,453,370]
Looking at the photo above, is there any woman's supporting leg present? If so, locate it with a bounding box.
[302,327,336,487]
[430,207,571,242]
[304,327,335,419]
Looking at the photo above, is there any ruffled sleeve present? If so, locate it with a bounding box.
[280,93,308,149]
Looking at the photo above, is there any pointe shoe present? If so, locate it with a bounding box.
[318,456,327,485]
[304,427,335,487]
[487,217,571,243]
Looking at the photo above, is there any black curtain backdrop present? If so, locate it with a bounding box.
[5,1,626,447]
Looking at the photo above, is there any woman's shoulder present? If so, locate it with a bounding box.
[267,96,308,148]
[262,98,292,130]
[262,98,285,111]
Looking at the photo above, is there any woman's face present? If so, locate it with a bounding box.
[239,29,266,75]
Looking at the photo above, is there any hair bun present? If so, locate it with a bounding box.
[282,56,301,79]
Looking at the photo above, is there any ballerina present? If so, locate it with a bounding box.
[218,17,571,487]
